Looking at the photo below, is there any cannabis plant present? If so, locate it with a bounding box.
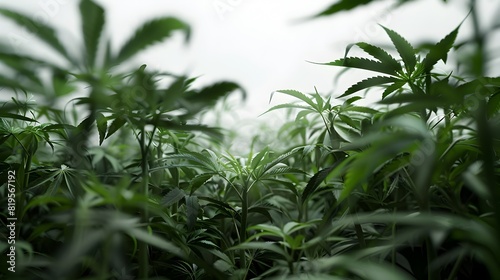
[1,0,499,279]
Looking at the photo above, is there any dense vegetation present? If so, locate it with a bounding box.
[1,0,499,279]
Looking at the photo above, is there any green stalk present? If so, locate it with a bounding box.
[354,223,366,248]
[424,71,432,121]
[426,236,439,280]
[469,0,484,76]
[446,252,464,280]
[100,233,112,280]
[469,2,500,275]
[409,82,428,121]
[239,184,248,271]
[11,133,34,238]
[16,151,32,237]
[138,127,150,279]
[287,250,295,275]
[391,188,399,266]
[469,0,500,227]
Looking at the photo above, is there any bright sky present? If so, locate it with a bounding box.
[0,0,484,140]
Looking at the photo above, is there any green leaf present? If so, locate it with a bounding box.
[312,89,326,110]
[354,42,401,71]
[318,57,399,75]
[379,93,452,108]
[337,114,359,130]
[115,17,190,64]
[315,255,414,280]
[0,74,36,92]
[147,120,223,139]
[248,206,273,221]
[95,113,107,145]
[313,0,373,17]
[271,90,317,110]
[189,173,214,194]
[52,70,76,97]
[105,115,126,139]
[158,76,190,109]
[127,227,185,257]
[345,96,363,105]
[260,103,314,117]
[455,77,500,106]
[262,166,306,178]
[186,196,199,229]
[282,221,313,235]
[488,92,500,117]
[340,76,399,97]
[0,8,69,61]
[342,106,378,115]
[185,81,245,106]
[265,179,299,197]
[250,147,269,170]
[22,195,71,217]
[382,80,406,98]
[164,152,217,171]
[0,113,37,122]
[248,224,283,237]
[302,164,337,205]
[381,25,417,73]
[295,109,314,121]
[262,147,303,174]
[423,24,461,72]
[381,103,428,118]
[79,0,105,68]
[230,242,291,261]
[161,187,185,207]
[339,136,417,203]
[199,196,237,216]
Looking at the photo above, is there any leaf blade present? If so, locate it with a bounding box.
[318,57,399,75]
[115,17,190,65]
[423,24,461,72]
[341,76,399,97]
[0,8,70,61]
[381,26,417,73]
[79,0,106,68]
[313,0,373,17]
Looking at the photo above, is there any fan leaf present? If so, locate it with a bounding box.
[79,0,105,68]
[319,57,400,76]
[115,17,190,65]
[186,196,200,229]
[355,42,401,72]
[0,8,70,61]
[423,24,461,72]
[314,0,373,17]
[381,25,417,74]
[341,76,399,97]
[161,187,185,207]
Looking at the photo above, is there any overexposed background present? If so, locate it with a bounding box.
[0,0,490,147]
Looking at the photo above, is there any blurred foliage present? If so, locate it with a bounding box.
[1,0,500,279]
[313,0,449,18]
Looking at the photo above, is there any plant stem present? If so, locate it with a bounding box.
[239,184,248,271]
[138,127,150,280]
[469,0,484,76]
[16,151,31,237]
[100,232,112,280]
[426,236,439,280]
[287,251,295,275]
[354,223,366,248]
[446,252,464,280]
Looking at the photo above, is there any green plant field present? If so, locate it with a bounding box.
[1,0,499,279]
